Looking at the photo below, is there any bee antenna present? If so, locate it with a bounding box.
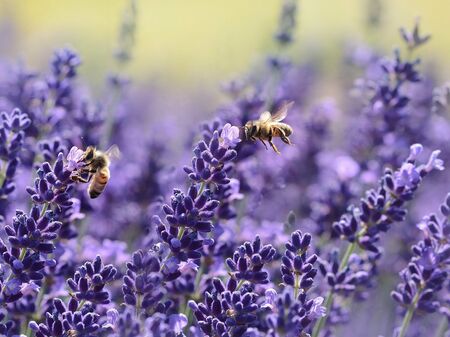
[80,136,87,149]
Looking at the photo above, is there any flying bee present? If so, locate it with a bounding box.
[243,101,294,154]
[71,145,120,199]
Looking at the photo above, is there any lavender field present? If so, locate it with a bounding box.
[0,1,449,337]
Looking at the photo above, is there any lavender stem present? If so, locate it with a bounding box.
[312,241,357,337]
[435,317,449,337]
[397,291,421,337]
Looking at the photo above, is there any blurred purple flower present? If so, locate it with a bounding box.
[408,143,423,161]
[168,313,188,334]
[3,278,21,296]
[20,282,40,296]
[334,155,360,181]
[263,288,278,311]
[178,259,198,274]
[423,150,444,173]
[395,163,420,188]
[309,297,327,319]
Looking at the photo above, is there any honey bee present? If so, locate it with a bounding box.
[226,308,236,317]
[64,330,78,337]
[243,101,294,154]
[71,145,120,199]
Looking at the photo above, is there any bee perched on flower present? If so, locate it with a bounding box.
[68,145,120,199]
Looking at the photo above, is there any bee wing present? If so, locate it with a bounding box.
[258,111,272,123]
[105,145,121,160]
[270,101,294,122]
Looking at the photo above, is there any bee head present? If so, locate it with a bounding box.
[242,121,254,140]
[83,146,96,162]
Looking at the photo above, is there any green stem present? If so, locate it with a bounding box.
[311,290,334,337]
[338,242,356,271]
[198,181,206,196]
[294,272,299,299]
[76,299,86,311]
[136,293,142,318]
[236,279,245,291]
[40,203,49,218]
[31,280,48,320]
[434,317,449,337]
[19,248,26,260]
[177,227,186,240]
[24,324,31,337]
[184,258,205,332]
[397,291,421,337]
[311,242,356,337]
[0,161,6,187]
[194,263,204,291]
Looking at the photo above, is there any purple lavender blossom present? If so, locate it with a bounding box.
[0,108,31,202]
[332,144,444,254]
[226,235,276,285]
[2,3,450,337]
[391,194,450,337]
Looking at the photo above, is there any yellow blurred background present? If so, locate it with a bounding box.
[1,0,449,91]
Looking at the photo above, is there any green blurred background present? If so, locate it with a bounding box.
[1,0,449,92]
[0,0,450,105]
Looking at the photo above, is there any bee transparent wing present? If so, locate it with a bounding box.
[271,101,294,122]
[105,145,121,160]
[258,111,272,123]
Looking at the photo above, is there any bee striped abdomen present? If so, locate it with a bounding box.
[88,167,110,199]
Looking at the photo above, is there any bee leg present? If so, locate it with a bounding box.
[259,138,269,150]
[280,135,292,145]
[70,174,89,183]
[268,138,281,154]
[278,129,292,145]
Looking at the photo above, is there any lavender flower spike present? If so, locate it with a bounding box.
[391,194,450,337]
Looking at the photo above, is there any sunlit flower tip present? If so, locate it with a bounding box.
[262,288,277,310]
[416,218,430,236]
[169,314,188,333]
[104,308,119,329]
[20,282,40,296]
[4,278,21,296]
[309,296,327,319]
[178,260,199,274]
[408,143,423,160]
[424,150,444,173]
[394,163,420,188]
[220,123,241,148]
[66,146,85,171]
